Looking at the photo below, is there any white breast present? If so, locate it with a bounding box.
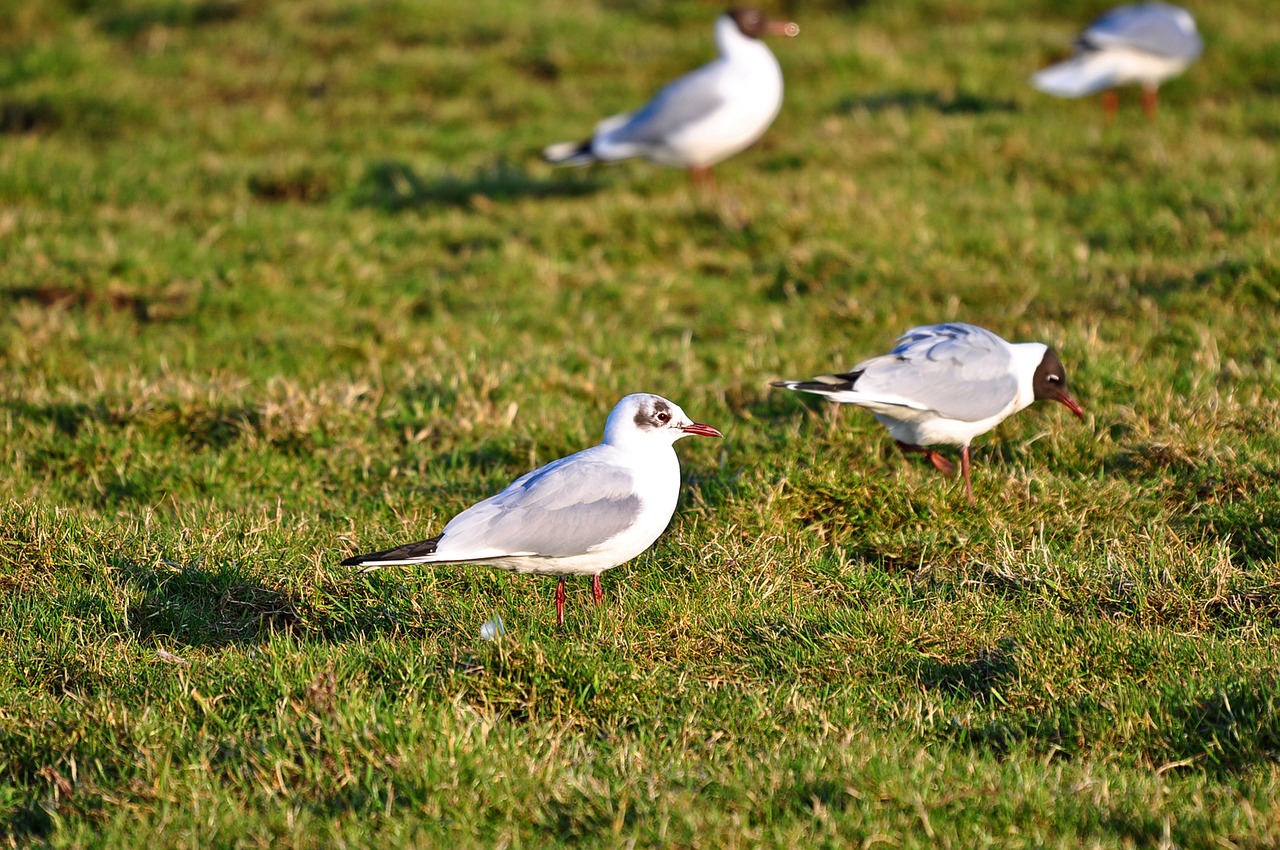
[659,49,783,167]
[874,400,1023,448]
[1099,46,1193,87]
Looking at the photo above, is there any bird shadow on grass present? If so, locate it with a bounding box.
[2,399,121,439]
[92,0,248,39]
[117,557,303,648]
[902,638,1021,706]
[943,674,1280,779]
[115,555,475,649]
[353,158,601,212]
[839,89,1019,116]
[4,398,264,452]
[0,92,152,139]
[0,281,195,322]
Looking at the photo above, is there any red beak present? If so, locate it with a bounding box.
[765,21,800,37]
[680,422,723,438]
[1056,390,1085,421]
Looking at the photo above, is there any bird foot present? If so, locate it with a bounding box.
[896,441,955,476]
[925,451,955,476]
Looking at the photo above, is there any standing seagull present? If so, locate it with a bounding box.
[343,394,722,625]
[771,324,1085,504]
[1032,3,1203,120]
[542,8,799,189]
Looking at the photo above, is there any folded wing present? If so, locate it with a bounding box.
[1081,4,1202,61]
[432,448,643,561]
[595,65,727,153]
[845,323,1019,422]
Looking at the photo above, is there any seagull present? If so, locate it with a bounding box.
[343,393,722,625]
[771,323,1085,504]
[541,7,799,189]
[1032,2,1203,120]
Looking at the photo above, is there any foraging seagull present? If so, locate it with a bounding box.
[343,394,722,625]
[542,7,799,189]
[771,323,1085,504]
[1032,2,1203,119]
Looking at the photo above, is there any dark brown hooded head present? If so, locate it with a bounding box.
[1032,348,1085,419]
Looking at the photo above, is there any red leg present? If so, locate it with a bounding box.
[1141,86,1158,120]
[592,573,603,606]
[689,165,715,193]
[896,441,954,476]
[1101,89,1119,123]
[960,444,975,505]
[555,577,566,626]
[924,450,955,476]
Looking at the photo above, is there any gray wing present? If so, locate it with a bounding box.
[1082,3,1202,60]
[851,323,1018,421]
[605,64,727,146]
[436,446,641,559]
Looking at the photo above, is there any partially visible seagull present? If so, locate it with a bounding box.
[772,323,1085,504]
[1032,2,1203,119]
[542,7,798,189]
[343,394,722,625]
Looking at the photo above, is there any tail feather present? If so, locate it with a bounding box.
[542,139,597,167]
[343,533,442,571]
[771,371,862,395]
[1032,55,1120,98]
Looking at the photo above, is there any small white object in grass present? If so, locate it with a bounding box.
[156,648,189,666]
[480,616,507,641]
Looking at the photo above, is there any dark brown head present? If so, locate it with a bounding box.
[727,8,799,39]
[1032,348,1085,419]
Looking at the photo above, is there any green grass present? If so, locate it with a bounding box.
[2,0,1280,846]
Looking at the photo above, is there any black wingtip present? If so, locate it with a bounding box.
[341,533,443,568]
[542,139,595,165]
[783,380,839,394]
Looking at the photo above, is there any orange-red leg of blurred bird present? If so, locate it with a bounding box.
[927,451,954,476]
[960,444,975,506]
[1141,86,1158,120]
[592,573,603,607]
[555,578,566,626]
[1102,90,1119,123]
[689,165,715,193]
[896,440,955,476]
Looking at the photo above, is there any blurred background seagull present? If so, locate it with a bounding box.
[1032,2,1203,120]
[542,7,798,189]
[343,394,721,626]
[772,324,1085,505]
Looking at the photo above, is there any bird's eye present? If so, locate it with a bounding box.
[1049,374,1061,382]
[656,411,671,424]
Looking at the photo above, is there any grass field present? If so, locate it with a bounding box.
[2,0,1280,846]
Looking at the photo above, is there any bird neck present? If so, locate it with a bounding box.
[601,433,679,456]
[714,16,775,63]
[1009,342,1050,411]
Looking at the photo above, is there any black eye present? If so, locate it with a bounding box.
[1048,374,1061,382]
[656,411,671,424]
